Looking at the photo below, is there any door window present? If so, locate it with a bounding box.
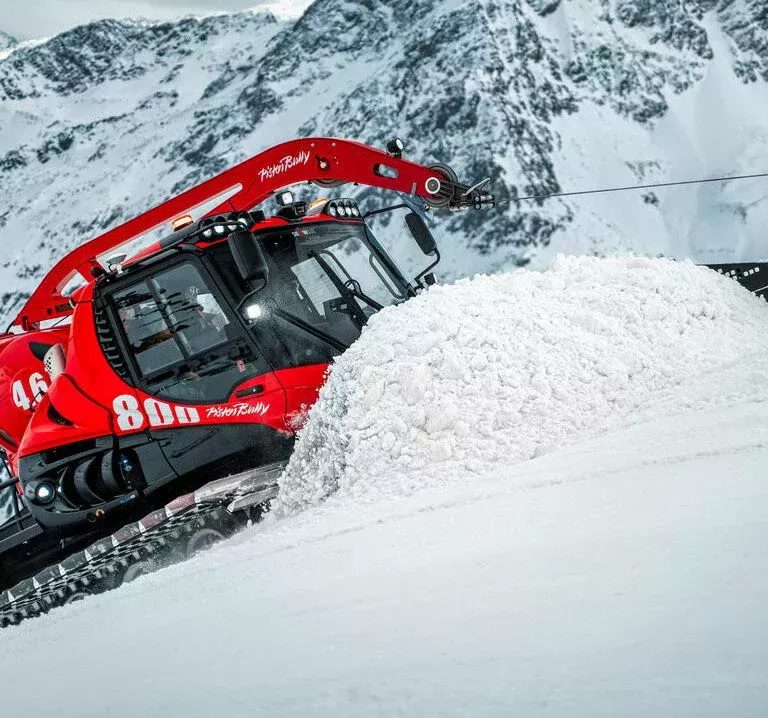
[112,261,269,404]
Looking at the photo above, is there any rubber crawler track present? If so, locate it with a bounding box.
[0,463,285,628]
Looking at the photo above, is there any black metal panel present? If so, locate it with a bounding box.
[0,524,43,554]
[0,456,41,568]
[19,434,175,537]
[152,422,294,490]
[705,262,768,300]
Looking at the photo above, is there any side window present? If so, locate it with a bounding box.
[290,257,341,317]
[114,283,183,376]
[112,261,269,404]
[160,265,231,355]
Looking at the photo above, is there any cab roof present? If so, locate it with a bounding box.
[123,203,363,270]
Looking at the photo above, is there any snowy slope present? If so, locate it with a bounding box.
[1,1,768,323]
[1,256,767,716]
[1,354,766,717]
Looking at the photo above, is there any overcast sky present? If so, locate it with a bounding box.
[1,0,311,40]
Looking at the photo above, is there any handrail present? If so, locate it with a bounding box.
[0,454,26,533]
[0,476,19,490]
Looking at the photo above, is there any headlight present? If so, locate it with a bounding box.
[27,481,56,505]
[244,303,263,320]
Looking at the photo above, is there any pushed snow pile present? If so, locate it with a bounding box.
[275,256,768,514]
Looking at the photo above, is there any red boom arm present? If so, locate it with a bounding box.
[11,137,484,331]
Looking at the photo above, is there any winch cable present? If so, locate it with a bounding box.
[442,170,768,206]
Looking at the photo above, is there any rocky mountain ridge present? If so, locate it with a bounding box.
[0,0,767,325]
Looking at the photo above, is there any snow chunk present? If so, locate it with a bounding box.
[275,256,768,514]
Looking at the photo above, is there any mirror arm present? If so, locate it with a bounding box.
[363,199,433,222]
[235,278,269,313]
[362,203,410,220]
[236,289,257,313]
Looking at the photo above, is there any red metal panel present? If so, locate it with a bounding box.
[0,328,70,461]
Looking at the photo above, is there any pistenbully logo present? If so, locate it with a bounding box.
[205,402,270,419]
[259,151,311,182]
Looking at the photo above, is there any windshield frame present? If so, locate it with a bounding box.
[239,219,414,350]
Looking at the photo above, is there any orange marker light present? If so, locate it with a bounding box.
[308,198,328,211]
[171,214,194,231]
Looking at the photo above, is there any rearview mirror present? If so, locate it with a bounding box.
[405,212,437,256]
[228,230,269,286]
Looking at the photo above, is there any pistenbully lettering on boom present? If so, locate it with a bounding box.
[258,151,311,182]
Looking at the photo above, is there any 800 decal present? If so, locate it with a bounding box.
[112,395,200,431]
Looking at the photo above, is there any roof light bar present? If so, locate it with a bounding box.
[324,199,361,220]
[197,211,261,240]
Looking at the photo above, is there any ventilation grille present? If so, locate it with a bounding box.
[93,304,131,382]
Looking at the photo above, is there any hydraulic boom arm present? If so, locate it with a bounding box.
[11,137,492,331]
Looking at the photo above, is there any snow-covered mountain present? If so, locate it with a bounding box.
[1,0,767,325]
[0,31,16,52]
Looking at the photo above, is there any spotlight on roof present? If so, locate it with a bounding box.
[276,190,294,207]
[386,137,404,158]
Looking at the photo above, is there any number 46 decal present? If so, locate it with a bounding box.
[113,395,200,432]
[12,373,49,411]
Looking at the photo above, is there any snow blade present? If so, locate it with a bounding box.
[706,263,768,300]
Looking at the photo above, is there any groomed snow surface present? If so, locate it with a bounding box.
[3,256,768,717]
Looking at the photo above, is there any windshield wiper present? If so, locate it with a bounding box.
[315,252,385,311]
[309,251,373,325]
[272,306,349,353]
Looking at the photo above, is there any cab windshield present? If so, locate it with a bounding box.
[257,221,410,348]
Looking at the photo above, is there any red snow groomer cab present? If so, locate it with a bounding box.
[0,138,493,607]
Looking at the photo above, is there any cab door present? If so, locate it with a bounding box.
[108,256,293,482]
